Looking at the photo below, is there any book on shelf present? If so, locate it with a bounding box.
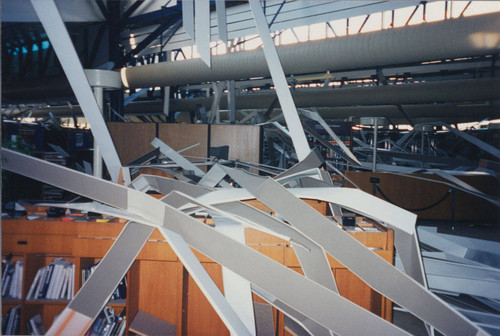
[86,307,126,336]
[2,304,21,335]
[2,258,23,299]
[26,258,74,300]
[27,314,47,336]
[82,261,126,300]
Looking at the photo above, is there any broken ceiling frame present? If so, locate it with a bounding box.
[2,148,488,336]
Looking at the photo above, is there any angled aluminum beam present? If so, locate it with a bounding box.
[209,81,226,123]
[299,109,361,166]
[30,0,122,182]
[212,214,257,336]
[198,164,231,188]
[48,222,154,335]
[253,286,333,336]
[182,0,195,39]
[437,122,500,160]
[132,174,212,197]
[215,0,228,42]
[249,0,310,161]
[195,0,212,67]
[157,224,253,336]
[152,138,206,177]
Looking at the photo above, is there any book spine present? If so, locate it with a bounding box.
[37,265,51,299]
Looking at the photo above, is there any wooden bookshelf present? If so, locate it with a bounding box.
[2,203,394,335]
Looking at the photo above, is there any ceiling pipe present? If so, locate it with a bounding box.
[122,12,500,89]
[163,77,500,110]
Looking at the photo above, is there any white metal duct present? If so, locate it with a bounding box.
[123,12,500,89]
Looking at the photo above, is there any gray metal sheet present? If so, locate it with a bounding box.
[195,0,211,67]
[249,0,310,161]
[31,0,122,182]
[69,222,154,317]
[182,0,194,39]
[2,149,128,209]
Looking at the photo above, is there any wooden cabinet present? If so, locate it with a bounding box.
[2,210,393,335]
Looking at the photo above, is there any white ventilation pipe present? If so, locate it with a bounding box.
[122,13,500,89]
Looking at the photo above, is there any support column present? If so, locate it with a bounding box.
[93,86,104,178]
[85,69,123,178]
[373,117,378,173]
[227,80,236,124]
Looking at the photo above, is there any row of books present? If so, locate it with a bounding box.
[82,261,127,300]
[26,314,46,335]
[86,307,126,336]
[27,258,75,300]
[2,305,20,335]
[2,258,23,299]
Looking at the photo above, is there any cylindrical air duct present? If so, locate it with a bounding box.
[123,12,500,88]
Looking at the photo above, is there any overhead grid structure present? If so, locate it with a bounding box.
[1,1,500,335]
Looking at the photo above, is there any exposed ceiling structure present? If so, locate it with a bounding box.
[2,0,500,126]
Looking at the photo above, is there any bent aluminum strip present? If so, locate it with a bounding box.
[300,109,361,166]
[31,0,122,182]
[47,222,154,334]
[195,0,211,67]
[68,222,154,317]
[212,214,257,336]
[182,0,195,39]
[132,174,212,197]
[252,286,333,336]
[221,166,483,336]
[2,148,128,209]
[198,165,232,188]
[215,0,228,42]
[249,1,310,161]
[275,149,324,181]
[157,226,253,336]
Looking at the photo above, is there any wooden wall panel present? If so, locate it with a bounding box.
[210,125,261,164]
[107,122,156,165]
[158,124,209,160]
[185,262,229,336]
[344,172,499,221]
[136,261,180,327]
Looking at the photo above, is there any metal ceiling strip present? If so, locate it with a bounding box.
[249,0,310,161]
[30,0,122,182]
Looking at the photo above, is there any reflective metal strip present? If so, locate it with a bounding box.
[253,286,333,336]
[275,149,324,181]
[132,174,212,197]
[31,0,122,182]
[182,0,194,39]
[195,0,212,67]
[2,149,127,209]
[46,308,93,336]
[215,0,228,42]
[151,138,206,177]
[212,214,257,336]
[198,165,232,188]
[249,0,310,161]
[69,222,154,317]
[300,109,361,166]
[158,226,253,336]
